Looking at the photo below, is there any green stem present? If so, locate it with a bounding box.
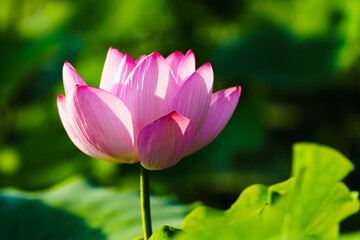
[140,164,152,239]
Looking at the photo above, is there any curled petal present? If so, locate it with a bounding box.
[168,62,214,130]
[166,51,184,78]
[66,86,137,163]
[62,62,86,95]
[138,111,196,170]
[120,52,178,137]
[177,49,195,85]
[188,86,241,154]
[99,47,124,92]
[110,54,136,97]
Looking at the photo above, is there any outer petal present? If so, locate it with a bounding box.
[168,62,214,130]
[110,54,136,97]
[166,51,184,78]
[57,95,112,160]
[62,62,86,95]
[66,85,138,163]
[99,47,124,92]
[119,52,178,137]
[177,49,195,85]
[187,86,241,154]
[138,111,196,170]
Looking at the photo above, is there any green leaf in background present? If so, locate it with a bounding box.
[149,226,182,240]
[278,143,358,238]
[0,177,193,240]
[174,143,359,240]
[0,195,106,239]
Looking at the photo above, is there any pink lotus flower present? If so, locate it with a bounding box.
[57,48,241,170]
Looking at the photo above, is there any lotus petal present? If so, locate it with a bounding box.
[168,63,213,130]
[99,47,124,92]
[177,50,195,85]
[120,53,178,136]
[66,86,137,162]
[138,111,196,170]
[111,54,136,97]
[188,86,241,153]
[62,62,86,95]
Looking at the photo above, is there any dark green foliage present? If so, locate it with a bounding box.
[0,195,106,239]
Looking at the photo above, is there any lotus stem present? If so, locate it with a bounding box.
[140,164,152,239]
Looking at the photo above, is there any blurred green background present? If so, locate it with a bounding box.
[0,0,359,233]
